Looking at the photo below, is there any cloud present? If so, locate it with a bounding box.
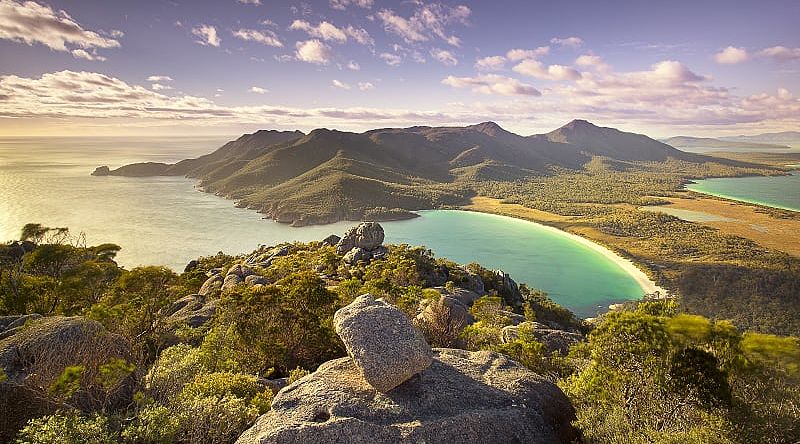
[192,24,220,47]
[232,28,282,47]
[430,48,457,66]
[714,46,749,64]
[295,39,333,64]
[290,20,373,45]
[347,60,360,70]
[0,0,120,58]
[550,36,583,48]
[151,83,172,91]
[506,47,549,61]
[331,79,351,90]
[249,86,268,94]
[358,82,374,91]
[377,3,470,47]
[147,75,173,82]
[379,52,402,66]
[475,55,505,71]
[71,48,106,61]
[2,70,797,133]
[442,74,541,96]
[758,46,800,62]
[513,59,581,81]
[575,54,610,72]
[237,0,261,4]
[330,0,373,10]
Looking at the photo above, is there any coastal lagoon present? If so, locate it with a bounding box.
[2,137,645,316]
[686,171,800,212]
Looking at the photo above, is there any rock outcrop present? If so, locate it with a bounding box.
[333,294,432,392]
[336,222,385,254]
[236,348,578,444]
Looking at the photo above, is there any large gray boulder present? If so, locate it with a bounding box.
[198,274,223,296]
[236,349,578,444]
[343,247,371,265]
[333,294,432,393]
[336,222,385,255]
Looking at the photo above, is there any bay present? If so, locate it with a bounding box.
[1,137,646,316]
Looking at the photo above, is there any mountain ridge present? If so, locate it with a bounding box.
[93,120,770,226]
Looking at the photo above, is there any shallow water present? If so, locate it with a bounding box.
[0,137,645,316]
[686,172,800,212]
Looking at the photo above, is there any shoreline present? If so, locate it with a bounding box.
[457,202,669,299]
[685,171,800,213]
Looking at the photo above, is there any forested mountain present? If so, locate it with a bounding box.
[96,120,759,226]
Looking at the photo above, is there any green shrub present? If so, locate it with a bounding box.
[16,411,117,444]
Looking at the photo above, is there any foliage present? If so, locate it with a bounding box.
[15,411,117,444]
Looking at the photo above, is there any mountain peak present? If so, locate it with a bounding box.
[561,119,598,131]
[468,121,509,137]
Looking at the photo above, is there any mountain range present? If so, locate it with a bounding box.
[93,119,742,226]
[662,136,792,153]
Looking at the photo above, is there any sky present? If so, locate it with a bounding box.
[0,0,798,137]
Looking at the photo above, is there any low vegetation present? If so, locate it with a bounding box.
[2,225,798,443]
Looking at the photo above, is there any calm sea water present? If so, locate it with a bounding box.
[687,172,800,212]
[2,136,646,316]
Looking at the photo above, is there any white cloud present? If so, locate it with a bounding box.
[475,55,505,71]
[147,75,173,82]
[232,28,282,47]
[0,0,120,58]
[714,46,749,64]
[2,70,798,133]
[506,47,549,61]
[151,83,172,91]
[347,60,360,70]
[377,3,470,47]
[358,82,375,91]
[237,0,261,4]
[192,24,220,47]
[758,46,800,62]
[249,86,268,94]
[442,74,541,96]
[295,39,333,64]
[71,48,106,61]
[332,79,351,90]
[430,48,457,66]
[550,36,583,48]
[290,20,373,45]
[575,54,610,72]
[379,52,402,66]
[330,0,373,10]
[513,59,581,81]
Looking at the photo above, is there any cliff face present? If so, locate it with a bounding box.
[95,120,748,225]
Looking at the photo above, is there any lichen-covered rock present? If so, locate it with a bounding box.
[0,317,133,442]
[222,273,243,291]
[435,286,482,307]
[336,222,385,254]
[164,294,217,329]
[236,349,578,444]
[244,274,269,286]
[459,268,486,295]
[416,296,474,332]
[0,314,42,340]
[333,294,432,392]
[495,269,525,308]
[227,263,255,279]
[198,274,223,296]
[343,247,371,264]
[322,234,341,246]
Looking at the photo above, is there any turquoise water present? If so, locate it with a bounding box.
[0,137,644,316]
[686,172,800,212]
